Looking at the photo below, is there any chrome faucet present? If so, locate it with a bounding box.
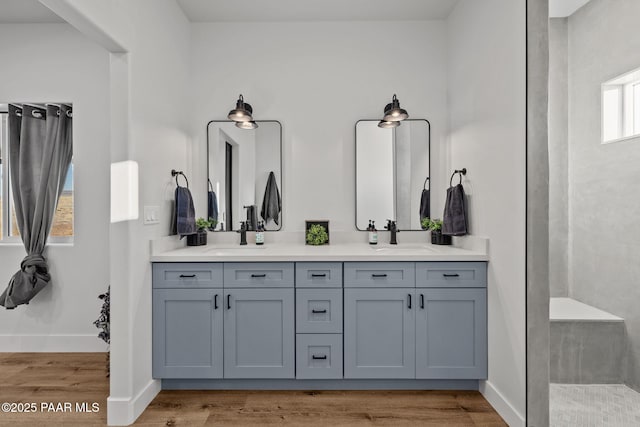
[385,220,398,245]
[237,221,247,246]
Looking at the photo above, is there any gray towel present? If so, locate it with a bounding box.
[173,186,196,237]
[442,184,468,236]
[261,171,281,225]
[208,191,218,222]
[419,189,430,221]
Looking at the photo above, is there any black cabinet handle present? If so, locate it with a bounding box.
[227,294,231,310]
[311,273,327,278]
[372,273,388,278]
[251,273,266,278]
[420,294,425,310]
[443,273,460,278]
[407,294,412,309]
[179,274,196,278]
[312,309,327,314]
[214,294,219,310]
[312,355,327,360]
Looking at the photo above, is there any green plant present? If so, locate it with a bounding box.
[207,217,218,230]
[421,218,443,232]
[306,224,329,245]
[196,217,213,231]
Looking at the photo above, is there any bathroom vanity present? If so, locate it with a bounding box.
[151,243,488,390]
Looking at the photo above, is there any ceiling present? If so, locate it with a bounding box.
[0,0,64,23]
[549,0,592,17]
[177,0,460,22]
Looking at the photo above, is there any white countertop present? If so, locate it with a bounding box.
[150,242,488,262]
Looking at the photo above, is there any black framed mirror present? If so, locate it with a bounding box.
[206,120,283,232]
[355,119,430,231]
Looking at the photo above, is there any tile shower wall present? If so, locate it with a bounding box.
[566,0,640,391]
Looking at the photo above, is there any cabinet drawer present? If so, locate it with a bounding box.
[153,263,223,288]
[296,262,343,288]
[296,289,343,333]
[344,262,415,288]
[296,334,343,379]
[416,262,487,288]
[224,263,294,288]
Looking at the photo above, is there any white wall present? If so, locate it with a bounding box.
[189,21,449,232]
[42,1,193,425]
[447,1,526,425]
[0,23,110,352]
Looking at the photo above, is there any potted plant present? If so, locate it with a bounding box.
[187,218,214,246]
[421,218,452,246]
[306,223,329,246]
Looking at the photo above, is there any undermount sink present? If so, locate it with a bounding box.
[370,243,434,251]
[204,245,267,252]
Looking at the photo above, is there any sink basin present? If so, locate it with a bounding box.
[204,245,267,253]
[370,243,434,252]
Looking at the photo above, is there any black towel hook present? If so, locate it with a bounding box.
[423,176,430,190]
[171,169,189,188]
[449,168,467,187]
[208,178,214,192]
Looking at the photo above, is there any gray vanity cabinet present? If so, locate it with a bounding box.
[223,288,295,378]
[344,288,416,379]
[415,288,487,379]
[152,288,223,378]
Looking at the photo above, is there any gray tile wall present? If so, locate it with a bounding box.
[566,0,640,392]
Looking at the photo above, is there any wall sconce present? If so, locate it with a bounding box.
[228,94,254,122]
[378,105,401,128]
[236,120,258,130]
[381,94,409,122]
[110,160,139,223]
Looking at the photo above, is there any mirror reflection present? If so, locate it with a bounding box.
[207,120,282,231]
[355,119,430,231]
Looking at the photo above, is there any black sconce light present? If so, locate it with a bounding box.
[381,94,409,122]
[378,102,402,128]
[228,94,254,122]
[235,120,258,130]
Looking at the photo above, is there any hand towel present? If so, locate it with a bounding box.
[419,189,430,221]
[442,183,468,236]
[261,171,281,226]
[174,186,196,237]
[208,191,218,222]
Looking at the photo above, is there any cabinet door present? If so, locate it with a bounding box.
[224,289,295,378]
[153,289,223,378]
[416,289,487,379]
[344,289,415,378]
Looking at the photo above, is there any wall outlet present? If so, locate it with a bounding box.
[143,206,160,225]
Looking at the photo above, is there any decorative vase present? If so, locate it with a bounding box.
[431,230,452,246]
[187,230,208,246]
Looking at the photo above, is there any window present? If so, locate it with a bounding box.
[0,107,74,243]
[602,67,640,143]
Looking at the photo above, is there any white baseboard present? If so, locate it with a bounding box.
[107,379,160,426]
[0,334,108,352]
[480,380,525,427]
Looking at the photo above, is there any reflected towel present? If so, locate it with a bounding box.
[419,189,430,221]
[442,183,468,236]
[173,186,196,237]
[208,190,218,222]
[261,171,281,225]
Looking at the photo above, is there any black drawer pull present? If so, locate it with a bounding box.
[312,355,327,360]
[443,273,460,278]
[311,273,327,278]
[312,309,327,314]
[251,273,267,278]
[407,294,412,309]
[227,294,231,310]
[420,294,424,309]
[214,294,219,310]
[179,274,196,278]
[371,273,388,278]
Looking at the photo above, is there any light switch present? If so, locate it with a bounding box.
[143,206,160,225]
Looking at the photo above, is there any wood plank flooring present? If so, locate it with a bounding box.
[0,353,506,426]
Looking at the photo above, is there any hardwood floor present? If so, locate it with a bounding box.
[0,353,506,426]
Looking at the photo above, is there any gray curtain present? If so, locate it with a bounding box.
[0,104,73,309]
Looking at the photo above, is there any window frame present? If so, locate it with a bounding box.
[0,109,74,244]
[602,68,640,144]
